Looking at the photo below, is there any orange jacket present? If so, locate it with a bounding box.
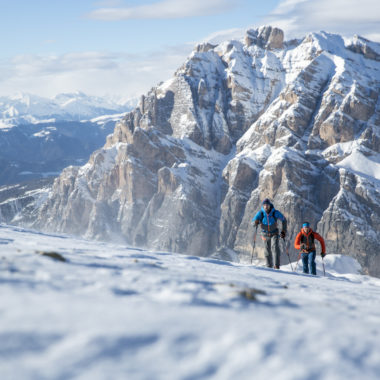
[294,228,326,253]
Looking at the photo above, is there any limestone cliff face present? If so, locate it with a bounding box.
[33,27,380,276]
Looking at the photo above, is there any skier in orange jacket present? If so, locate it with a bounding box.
[294,222,326,275]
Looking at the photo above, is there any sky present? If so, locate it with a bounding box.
[0,0,379,102]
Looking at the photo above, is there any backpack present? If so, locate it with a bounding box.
[300,231,316,251]
[258,208,279,226]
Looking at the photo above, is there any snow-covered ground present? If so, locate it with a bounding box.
[1,224,379,380]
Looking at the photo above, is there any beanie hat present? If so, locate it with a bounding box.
[262,198,271,205]
[302,222,310,228]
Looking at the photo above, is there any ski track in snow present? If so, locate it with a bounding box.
[0,224,380,380]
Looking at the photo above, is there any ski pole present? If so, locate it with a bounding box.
[282,238,293,271]
[295,251,301,272]
[322,257,326,277]
[250,225,258,264]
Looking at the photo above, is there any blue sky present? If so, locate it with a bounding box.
[0,0,379,100]
[1,0,279,56]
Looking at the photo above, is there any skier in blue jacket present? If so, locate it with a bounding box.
[252,198,287,269]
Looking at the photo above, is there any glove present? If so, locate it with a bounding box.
[321,252,326,258]
[280,230,286,239]
[254,220,259,227]
[300,244,307,251]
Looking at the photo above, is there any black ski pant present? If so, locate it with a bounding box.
[262,233,280,268]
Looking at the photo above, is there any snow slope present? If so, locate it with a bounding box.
[1,225,379,380]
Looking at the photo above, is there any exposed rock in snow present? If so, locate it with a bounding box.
[245,26,284,50]
[346,35,380,61]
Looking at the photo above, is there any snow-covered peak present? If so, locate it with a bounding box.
[345,34,380,61]
[0,92,137,128]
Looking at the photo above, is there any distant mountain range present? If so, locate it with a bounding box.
[0,91,137,128]
[0,92,137,185]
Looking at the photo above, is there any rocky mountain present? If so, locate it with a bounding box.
[0,178,52,225]
[28,27,380,276]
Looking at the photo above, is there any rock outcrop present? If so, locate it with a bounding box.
[31,27,380,276]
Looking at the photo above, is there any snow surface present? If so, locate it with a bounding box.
[338,151,380,181]
[1,225,380,380]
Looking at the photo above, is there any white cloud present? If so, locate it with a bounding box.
[93,0,125,6]
[87,0,238,20]
[201,28,245,45]
[2,0,379,101]
[265,0,380,42]
[0,45,193,99]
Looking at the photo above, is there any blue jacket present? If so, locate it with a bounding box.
[252,204,287,235]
